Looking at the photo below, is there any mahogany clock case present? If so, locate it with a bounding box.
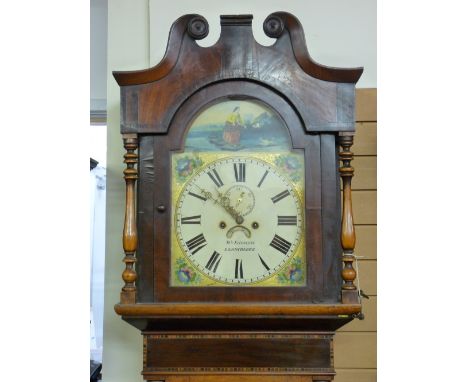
[136,79,342,304]
[113,12,362,331]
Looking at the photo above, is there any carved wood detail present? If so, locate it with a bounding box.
[113,13,362,135]
[338,134,359,304]
[187,15,209,39]
[263,14,284,38]
[113,12,363,87]
[121,134,138,304]
[113,14,195,86]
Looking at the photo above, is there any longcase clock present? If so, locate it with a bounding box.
[113,12,364,382]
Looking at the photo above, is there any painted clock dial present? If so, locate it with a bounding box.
[170,99,306,287]
[174,157,303,284]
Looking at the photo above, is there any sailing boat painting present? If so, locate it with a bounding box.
[184,100,291,152]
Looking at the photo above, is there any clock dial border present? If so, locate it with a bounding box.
[171,153,306,287]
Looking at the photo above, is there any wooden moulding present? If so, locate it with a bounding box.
[113,13,363,86]
[113,13,361,135]
[114,303,361,317]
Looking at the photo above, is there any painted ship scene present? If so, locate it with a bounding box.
[185,100,291,152]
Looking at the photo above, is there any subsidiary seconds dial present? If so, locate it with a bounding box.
[175,157,304,284]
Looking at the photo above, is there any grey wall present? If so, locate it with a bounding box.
[91,0,107,111]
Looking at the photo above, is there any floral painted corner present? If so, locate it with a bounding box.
[277,257,304,285]
[175,154,203,183]
[274,155,302,183]
[174,257,202,285]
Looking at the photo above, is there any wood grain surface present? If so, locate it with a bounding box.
[355,89,377,122]
[354,122,377,156]
[349,157,376,190]
[144,333,333,373]
[334,332,376,369]
[355,226,377,260]
[353,191,377,225]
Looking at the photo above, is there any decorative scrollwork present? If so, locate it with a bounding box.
[187,16,209,40]
[263,15,285,38]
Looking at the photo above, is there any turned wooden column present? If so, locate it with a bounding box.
[339,133,359,304]
[121,134,138,304]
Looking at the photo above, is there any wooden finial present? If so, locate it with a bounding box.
[187,15,209,40]
[263,15,285,38]
[121,134,138,304]
[339,133,359,304]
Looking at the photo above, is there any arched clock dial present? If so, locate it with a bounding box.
[174,156,304,284]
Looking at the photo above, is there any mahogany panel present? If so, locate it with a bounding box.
[320,134,341,300]
[137,135,155,301]
[143,332,334,374]
[137,81,336,304]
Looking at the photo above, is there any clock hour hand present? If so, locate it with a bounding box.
[215,189,244,225]
[195,186,244,224]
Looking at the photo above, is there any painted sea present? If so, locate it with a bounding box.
[184,100,291,152]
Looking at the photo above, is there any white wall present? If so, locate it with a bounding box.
[91,0,108,111]
[104,1,376,381]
